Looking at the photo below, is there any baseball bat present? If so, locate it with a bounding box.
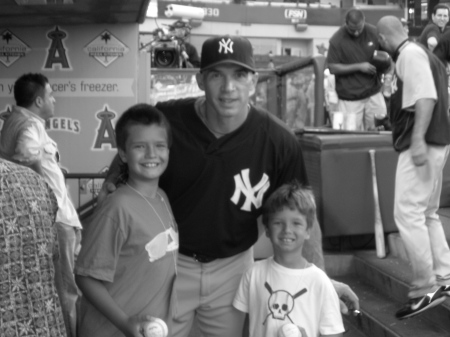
[369,149,386,258]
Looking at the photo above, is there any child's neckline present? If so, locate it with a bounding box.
[125,182,158,199]
[272,256,311,270]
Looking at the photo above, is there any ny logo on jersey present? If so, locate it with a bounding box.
[218,38,234,54]
[231,169,270,211]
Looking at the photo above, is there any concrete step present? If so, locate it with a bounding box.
[336,274,450,337]
[351,250,450,333]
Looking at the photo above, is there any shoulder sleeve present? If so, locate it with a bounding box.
[13,123,43,165]
[75,198,126,282]
[232,265,253,313]
[327,32,341,64]
[315,269,345,335]
[397,45,437,109]
[427,26,440,41]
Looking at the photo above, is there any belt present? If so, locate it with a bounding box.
[179,247,216,263]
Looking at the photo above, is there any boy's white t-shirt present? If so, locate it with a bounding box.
[233,257,344,337]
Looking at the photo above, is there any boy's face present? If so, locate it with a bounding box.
[265,207,310,257]
[118,124,169,186]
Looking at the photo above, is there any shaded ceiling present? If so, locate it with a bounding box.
[0,0,151,28]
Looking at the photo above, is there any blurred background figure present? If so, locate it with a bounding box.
[418,4,449,51]
[169,20,200,68]
[401,18,409,35]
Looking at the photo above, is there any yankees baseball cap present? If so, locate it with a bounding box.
[200,35,255,72]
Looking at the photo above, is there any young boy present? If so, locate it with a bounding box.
[75,104,178,337]
[233,182,344,337]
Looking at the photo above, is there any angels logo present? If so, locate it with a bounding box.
[0,30,31,67]
[44,26,71,70]
[93,105,117,150]
[46,117,80,134]
[84,30,129,67]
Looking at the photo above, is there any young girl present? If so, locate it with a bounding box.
[75,104,178,337]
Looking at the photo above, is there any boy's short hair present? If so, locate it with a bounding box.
[14,73,49,108]
[262,181,317,230]
[115,103,172,151]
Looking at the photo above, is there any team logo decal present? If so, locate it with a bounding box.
[93,105,116,150]
[44,26,72,70]
[218,38,234,54]
[284,9,307,23]
[46,117,80,134]
[231,169,270,211]
[0,30,31,67]
[84,30,129,67]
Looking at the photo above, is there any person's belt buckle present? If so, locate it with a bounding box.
[192,253,215,263]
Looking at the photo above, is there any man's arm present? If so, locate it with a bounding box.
[13,126,45,175]
[328,62,377,76]
[410,98,435,166]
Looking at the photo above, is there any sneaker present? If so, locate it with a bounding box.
[441,285,450,297]
[395,288,445,320]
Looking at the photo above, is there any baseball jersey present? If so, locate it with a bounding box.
[419,22,443,50]
[390,41,450,151]
[156,98,308,258]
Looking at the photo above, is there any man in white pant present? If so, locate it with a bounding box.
[377,16,450,320]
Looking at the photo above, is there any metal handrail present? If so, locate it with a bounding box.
[65,172,107,222]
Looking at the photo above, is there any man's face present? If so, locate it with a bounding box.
[346,19,365,37]
[39,83,56,120]
[172,28,185,39]
[432,8,449,29]
[196,64,258,120]
[377,33,390,54]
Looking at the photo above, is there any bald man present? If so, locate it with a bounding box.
[377,16,450,320]
[327,7,387,131]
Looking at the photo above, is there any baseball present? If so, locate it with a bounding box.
[143,318,168,337]
[277,323,302,337]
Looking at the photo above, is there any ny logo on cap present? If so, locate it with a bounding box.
[218,38,234,54]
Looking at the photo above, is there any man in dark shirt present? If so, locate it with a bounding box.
[327,8,387,130]
[418,4,449,51]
